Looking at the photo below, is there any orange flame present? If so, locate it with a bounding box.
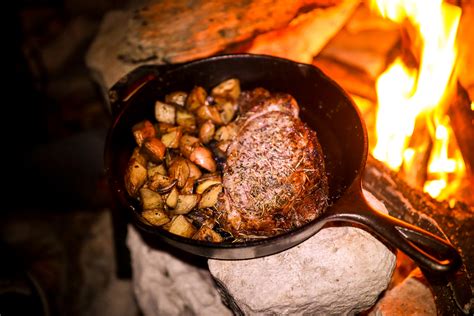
[370,0,465,199]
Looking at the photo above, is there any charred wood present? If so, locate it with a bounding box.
[363,155,473,315]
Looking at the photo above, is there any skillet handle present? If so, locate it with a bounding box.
[108,64,182,117]
[324,185,462,274]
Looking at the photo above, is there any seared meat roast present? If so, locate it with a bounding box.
[217,91,329,237]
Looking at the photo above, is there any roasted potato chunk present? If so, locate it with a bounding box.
[173,194,200,215]
[186,86,207,111]
[168,157,190,188]
[142,209,170,226]
[193,225,224,242]
[196,105,223,125]
[168,215,196,238]
[216,140,231,156]
[147,164,167,177]
[179,134,200,158]
[199,184,222,208]
[219,101,238,124]
[139,188,164,210]
[165,187,179,208]
[214,122,238,142]
[186,160,202,180]
[125,152,148,196]
[161,127,183,149]
[147,174,177,193]
[199,120,215,144]
[176,109,197,131]
[181,178,196,195]
[195,173,222,194]
[141,137,166,163]
[132,120,156,146]
[156,122,175,135]
[155,101,176,125]
[165,91,187,107]
[190,146,217,172]
[211,78,240,101]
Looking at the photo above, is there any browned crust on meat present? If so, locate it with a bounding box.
[216,96,328,237]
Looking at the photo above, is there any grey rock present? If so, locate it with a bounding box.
[127,227,232,316]
[85,10,153,109]
[370,269,436,316]
[208,190,397,315]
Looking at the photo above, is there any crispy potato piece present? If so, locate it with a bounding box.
[132,120,156,146]
[131,147,148,166]
[164,149,180,168]
[168,157,190,188]
[186,86,207,111]
[165,187,179,208]
[161,126,183,149]
[218,101,238,124]
[155,101,176,125]
[181,178,195,195]
[165,91,187,107]
[190,146,217,172]
[211,78,240,101]
[195,173,222,194]
[199,120,215,144]
[168,215,196,238]
[179,134,200,158]
[186,160,202,180]
[187,208,216,228]
[141,137,166,163]
[199,184,222,209]
[192,225,223,242]
[216,140,231,156]
[148,164,167,177]
[140,188,164,210]
[176,109,197,131]
[214,122,238,142]
[196,105,223,125]
[142,209,170,226]
[155,122,176,135]
[124,150,148,196]
[148,174,177,193]
[173,194,200,214]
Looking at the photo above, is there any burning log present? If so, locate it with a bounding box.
[447,83,474,175]
[119,0,346,64]
[363,155,474,315]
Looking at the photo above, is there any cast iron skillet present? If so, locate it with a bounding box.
[105,54,461,273]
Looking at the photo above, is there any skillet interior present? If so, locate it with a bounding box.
[105,54,368,258]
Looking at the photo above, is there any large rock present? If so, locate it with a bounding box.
[208,190,397,315]
[370,269,436,316]
[85,10,139,100]
[126,227,231,316]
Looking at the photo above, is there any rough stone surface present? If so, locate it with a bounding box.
[370,269,436,316]
[126,227,232,316]
[85,10,141,103]
[208,190,397,315]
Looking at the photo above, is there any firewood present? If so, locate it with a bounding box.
[119,0,343,64]
[447,83,474,175]
[363,155,473,315]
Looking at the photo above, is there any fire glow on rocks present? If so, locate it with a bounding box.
[369,0,466,201]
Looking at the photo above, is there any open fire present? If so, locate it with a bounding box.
[370,0,466,201]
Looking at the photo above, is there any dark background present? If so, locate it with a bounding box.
[2,1,137,315]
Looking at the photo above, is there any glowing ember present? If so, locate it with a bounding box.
[370,0,465,199]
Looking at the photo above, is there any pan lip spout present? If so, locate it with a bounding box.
[105,53,370,258]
